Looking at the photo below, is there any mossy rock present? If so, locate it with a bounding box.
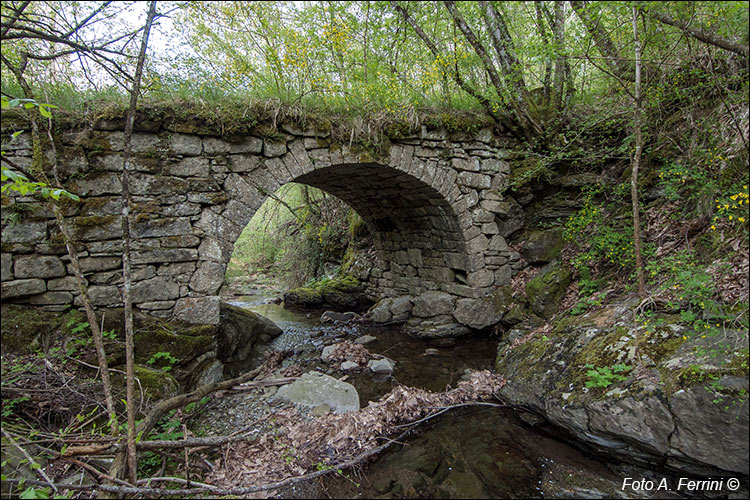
[520,228,565,264]
[284,275,372,312]
[525,262,572,318]
[283,287,325,308]
[111,364,180,401]
[0,305,73,354]
[97,308,217,368]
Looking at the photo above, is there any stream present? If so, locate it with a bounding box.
[195,288,694,499]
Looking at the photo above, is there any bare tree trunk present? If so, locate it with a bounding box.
[552,1,566,111]
[119,1,158,485]
[534,1,552,107]
[1,51,119,434]
[631,5,646,299]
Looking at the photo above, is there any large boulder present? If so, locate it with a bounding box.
[284,275,372,312]
[453,286,514,330]
[525,262,571,318]
[273,371,360,414]
[519,228,564,264]
[412,291,455,318]
[218,302,282,363]
[495,301,749,476]
[368,295,413,323]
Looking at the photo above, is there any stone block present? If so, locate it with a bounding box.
[1,253,13,281]
[457,171,491,189]
[131,248,198,265]
[14,255,66,279]
[481,222,499,235]
[71,172,122,196]
[452,157,480,172]
[412,291,455,318]
[88,285,121,306]
[489,235,509,252]
[132,276,180,303]
[494,265,513,285]
[1,279,46,298]
[47,276,81,291]
[263,140,287,157]
[203,137,231,154]
[228,154,261,173]
[229,136,263,154]
[77,256,122,273]
[466,234,490,254]
[131,133,161,153]
[1,221,46,244]
[467,269,494,288]
[174,296,221,325]
[170,134,202,155]
[164,157,210,177]
[132,217,192,238]
[30,291,73,305]
[189,262,225,294]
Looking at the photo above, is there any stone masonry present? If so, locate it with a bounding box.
[1,118,525,331]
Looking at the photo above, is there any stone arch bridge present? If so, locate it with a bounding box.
[1,116,524,336]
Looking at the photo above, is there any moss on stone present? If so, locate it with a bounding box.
[0,305,68,354]
[111,364,180,400]
[525,262,572,318]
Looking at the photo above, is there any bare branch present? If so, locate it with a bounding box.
[648,9,749,58]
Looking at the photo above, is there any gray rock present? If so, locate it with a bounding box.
[354,335,376,345]
[218,303,282,362]
[1,221,46,244]
[273,371,359,414]
[520,228,565,264]
[453,286,513,330]
[1,253,12,281]
[668,386,749,474]
[368,358,395,374]
[526,262,572,318]
[321,344,338,363]
[412,291,455,318]
[341,361,359,371]
[174,296,221,325]
[14,255,66,279]
[132,276,180,303]
[193,359,224,387]
[321,311,359,323]
[1,279,46,298]
[189,262,225,295]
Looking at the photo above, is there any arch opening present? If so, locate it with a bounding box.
[224,162,472,302]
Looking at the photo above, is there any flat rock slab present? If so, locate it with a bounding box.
[354,335,376,345]
[273,371,360,414]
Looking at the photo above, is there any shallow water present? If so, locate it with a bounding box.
[225,293,690,499]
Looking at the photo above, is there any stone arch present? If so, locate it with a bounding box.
[213,158,475,301]
[2,122,518,330]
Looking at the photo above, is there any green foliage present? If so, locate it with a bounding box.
[227,183,358,288]
[645,250,731,341]
[584,363,631,389]
[146,351,178,373]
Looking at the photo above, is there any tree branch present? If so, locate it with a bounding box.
[648,9,748,58]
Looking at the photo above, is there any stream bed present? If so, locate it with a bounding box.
[195,291,701,499]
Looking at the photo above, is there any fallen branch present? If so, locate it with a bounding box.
[2,429,412,497]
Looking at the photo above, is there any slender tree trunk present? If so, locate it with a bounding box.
[631,5,646,299]
[570,0,634,80]
[1,52,119,434]
[120,1,158,485]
